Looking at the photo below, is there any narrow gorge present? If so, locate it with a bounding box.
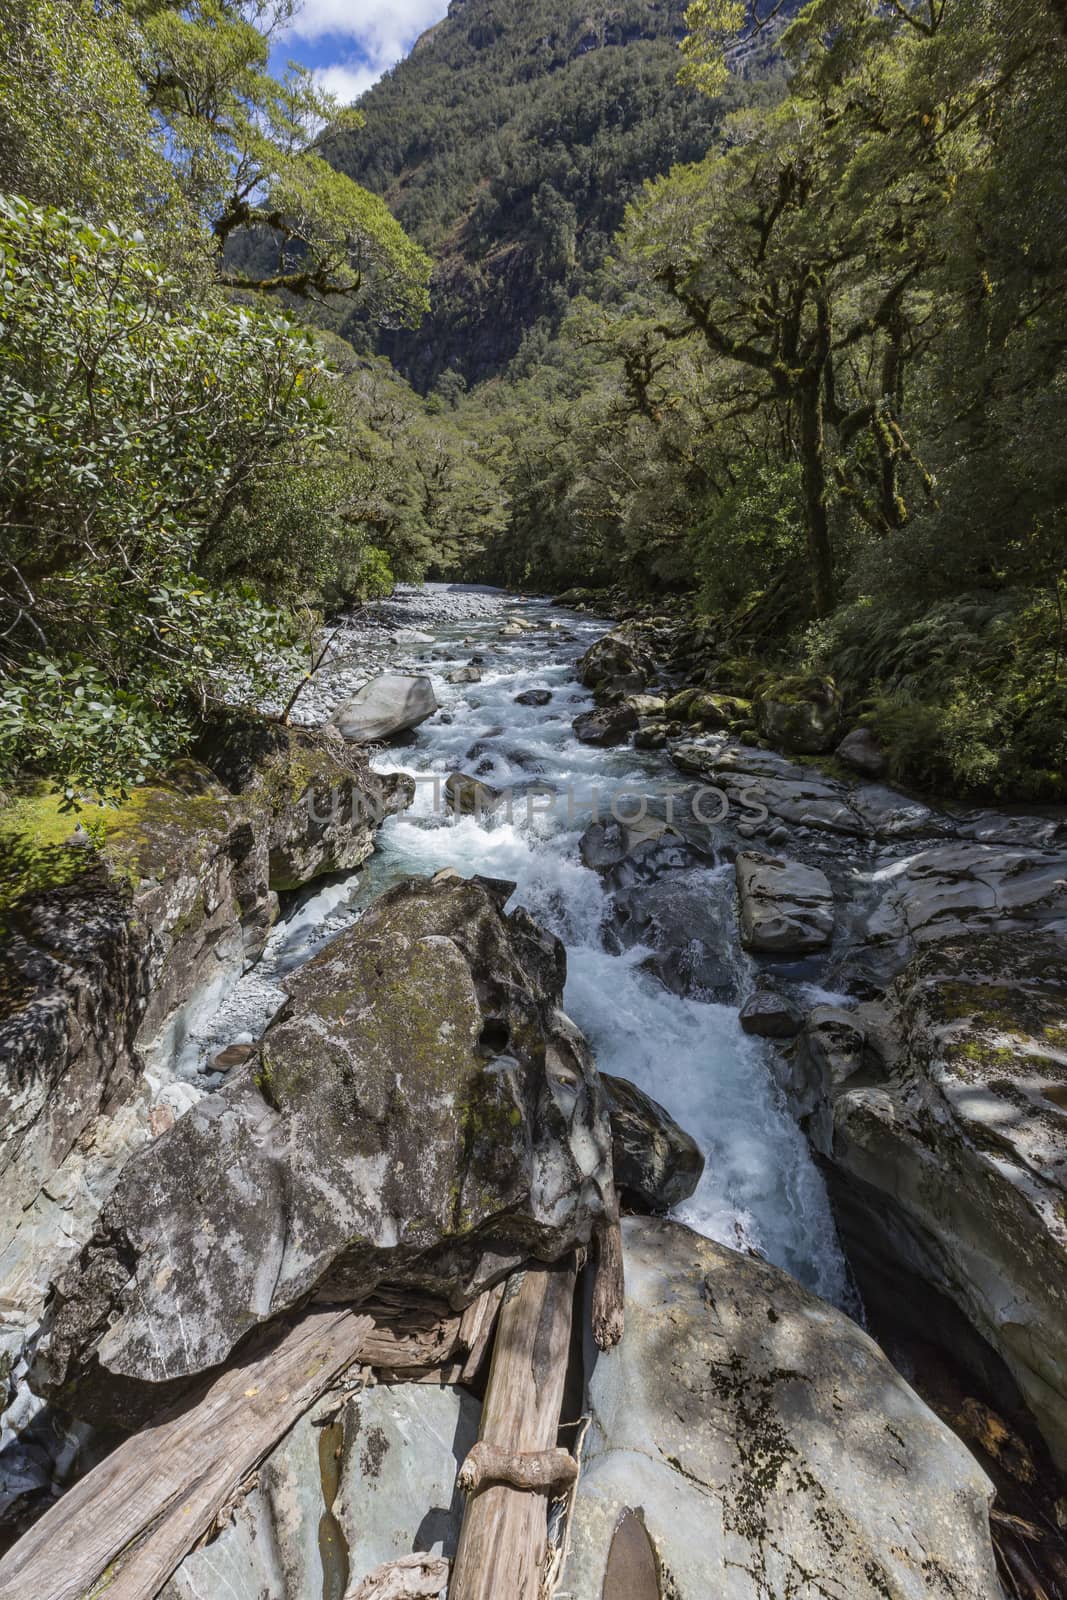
[2,584,1064,1599]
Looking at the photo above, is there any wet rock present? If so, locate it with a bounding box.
[735,852,835,954]
[562,1217,1001,1600]
[739,990,801,1039]
[515,689,552,707]
[33,875,613,1427]
[572,705,638,747]
[331,675,438,744]
[163,1384,478,1600]
[633,723,668,750]
[755,674,843,754]
[445,772,503,815]
[576,626,655,695]
[822,933,1067,1468]
[579,819,702,885]
[837,726,886,778]
[609,870,737,1002]
[446,666,482,684]
[601,1075,704,1211]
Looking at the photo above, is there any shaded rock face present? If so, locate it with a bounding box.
[601,1075,704,1212]
[34,875,613,1427]
[576,625,655,697]
[837,726,886,777]
[572,704,638,747]
[755,674,842,754]
[563,1217,1001,1600]
[330,674,438,743]
[163,1384,478,1600]
[515,688,552,707]
[445,771,502,815]
[812,934,1067,1469]
[739,990,801,1039]
[608,870,737,1002]
[735,852,835,955]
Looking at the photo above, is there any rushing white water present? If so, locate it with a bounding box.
[189,586,851,1306]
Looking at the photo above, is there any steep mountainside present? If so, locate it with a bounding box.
[324,0,785,389]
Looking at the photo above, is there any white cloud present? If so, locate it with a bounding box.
[293,0,450,105]
[313,59,381,103]
[291,0,449,51]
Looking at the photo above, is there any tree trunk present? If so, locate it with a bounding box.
[449,1259,577,1600]
[799,376,835,617]
[0,1309,375,1600]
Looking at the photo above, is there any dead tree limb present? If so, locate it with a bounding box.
[449,1259,577,1600]
[457,1441,578,1496]
[0,1309,374,1600]
[592,1194,625,1351]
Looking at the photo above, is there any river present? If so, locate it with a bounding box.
[183,585,849,1307]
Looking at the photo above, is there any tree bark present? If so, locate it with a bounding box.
[449,1259,577,1600]
[0,1309,374,1600]
[799,376,835,617]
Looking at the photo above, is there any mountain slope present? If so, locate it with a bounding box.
[324,0,785,389]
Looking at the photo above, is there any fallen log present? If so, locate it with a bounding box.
[0,1308,374,1600]
[591,1198,625,1351]
[449,1259,577,1600]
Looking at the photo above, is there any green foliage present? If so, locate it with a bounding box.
[691,459,805,612]
[0,194,329,793]
[809,592,1067,800]
[0,0,173,225]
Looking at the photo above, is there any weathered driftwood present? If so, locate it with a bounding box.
[0,1308,374,1600]
[457,1441,578,1495]
[346,1552,450,1598]
[458,1279,506,1383]
[449,1259,577,1600]
[591,1200,625,1351]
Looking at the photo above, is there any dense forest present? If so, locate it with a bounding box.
[1,0,1065,807]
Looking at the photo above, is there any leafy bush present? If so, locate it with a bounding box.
[809,591,1067,801]
[690,458,806,614]
[0,194,330,795]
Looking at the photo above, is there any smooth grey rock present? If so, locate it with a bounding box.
[33,875,613,1427]
[739,990,801,1039]
[446,666,481,684]
[331,675,438,744]
[736,852,835,954]
[825,932,1067,1468]
[562,1217,1001,1600]
[836,726,886,777]
[601,1074,704,1211]
[572,704,638,747]
[164,1384,478,1600]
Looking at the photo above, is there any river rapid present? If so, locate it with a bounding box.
[190,584,850,1307]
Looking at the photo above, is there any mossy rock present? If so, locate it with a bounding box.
[755,675,842,754]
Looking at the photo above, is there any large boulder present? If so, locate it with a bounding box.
[32,874,614,1427]
[330,674,438,743]
[755,674,843,754]
[837,726,886,777]
[562,1217,1001,1600]
[576,625,655,695]
[608,870,737,1001]
[817,933,1067,1468]
[572,704,638,747]
[736,851,835,954]
[0,729,410,1529]
[601,1075,704,1211]
[445,771,502,815]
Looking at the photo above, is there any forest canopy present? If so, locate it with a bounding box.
[0,0,1065,801]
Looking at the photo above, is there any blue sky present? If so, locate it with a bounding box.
[271,0,452,105]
